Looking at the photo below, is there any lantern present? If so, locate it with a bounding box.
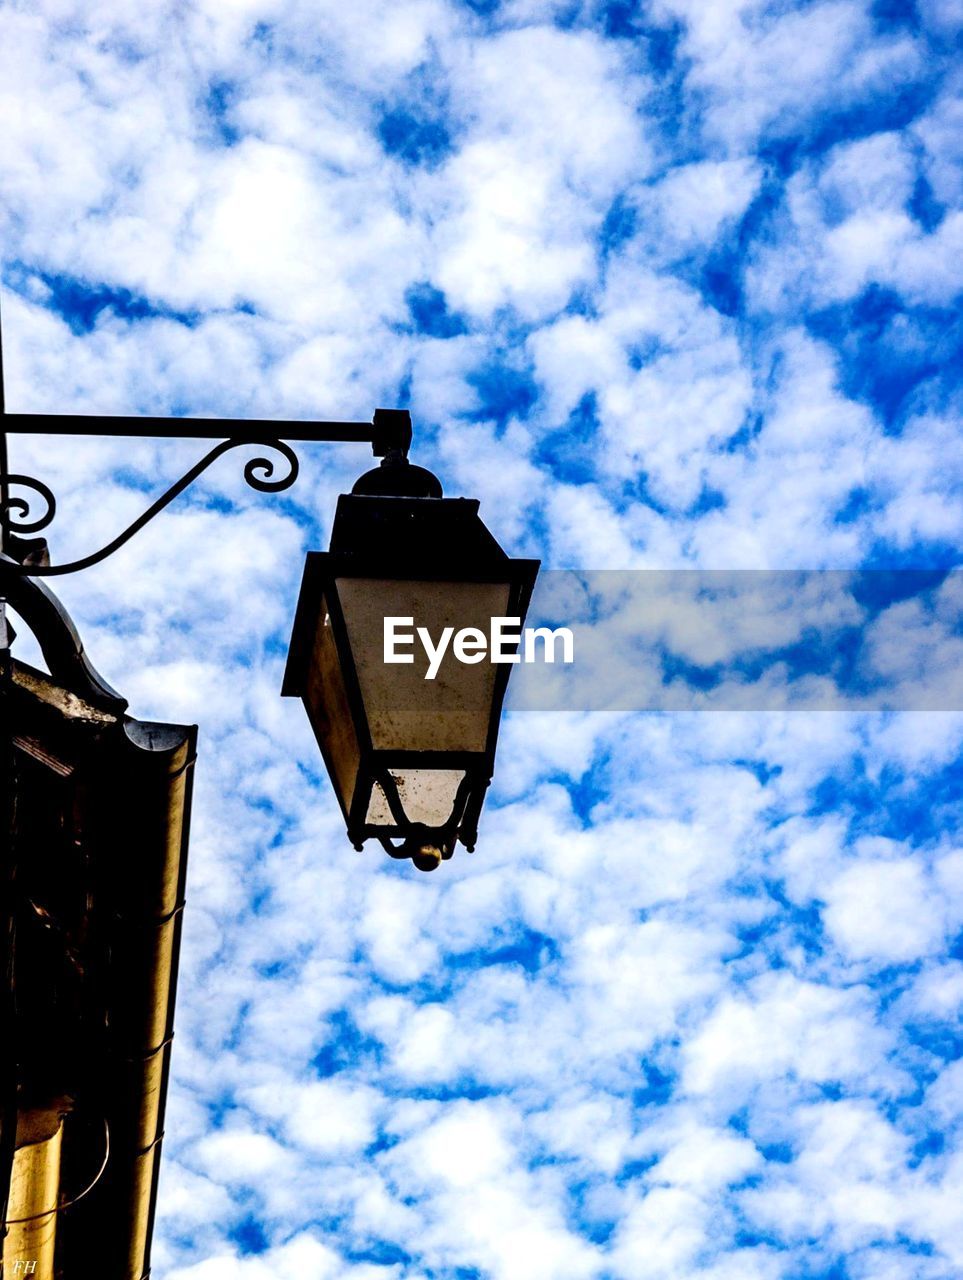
[282,453,538,871]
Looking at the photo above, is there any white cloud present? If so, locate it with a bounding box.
[650,1122,762,1193]
[194,1129,290,1183]
[914,77,963,206]
[631,157,763,258]
[166,1230,403,1280]
[357,878,443,984]
[530,267,753,515]
[652,0,922,151]
[746,131,963,311]
[430,26,651,321]
[681,972,894,1100]
[239,1077,381,1155]
[743,1099,911,1245]
[822,857,949,963]
[379,1102,603,1280]
[918,0,963,35]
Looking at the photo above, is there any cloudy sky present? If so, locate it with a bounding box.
[2,0,963,1277]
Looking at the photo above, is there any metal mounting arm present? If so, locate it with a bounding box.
[0,408,413,578]
[0,273,435,593]
[0,407,413,455]
[0,297,416,578]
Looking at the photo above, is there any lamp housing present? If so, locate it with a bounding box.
[283,490,539,869]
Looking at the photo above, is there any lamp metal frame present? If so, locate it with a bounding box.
[283,544,539,855]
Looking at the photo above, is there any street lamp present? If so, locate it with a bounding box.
[0,393,538,868]
[283,449,538,871]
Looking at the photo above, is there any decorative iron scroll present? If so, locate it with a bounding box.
[2,473,56,535]
[0,437,299,578]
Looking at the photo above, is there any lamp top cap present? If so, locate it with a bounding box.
[351,457,443,498]
[356,408,443,498]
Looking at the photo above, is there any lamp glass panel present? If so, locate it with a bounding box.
[366,769,467,827]
[305,594,361,812]
[336,577,512,752]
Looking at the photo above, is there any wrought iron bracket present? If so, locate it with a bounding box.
[0,408,414,578]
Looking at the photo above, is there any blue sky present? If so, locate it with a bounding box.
[2,1,963,1277]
